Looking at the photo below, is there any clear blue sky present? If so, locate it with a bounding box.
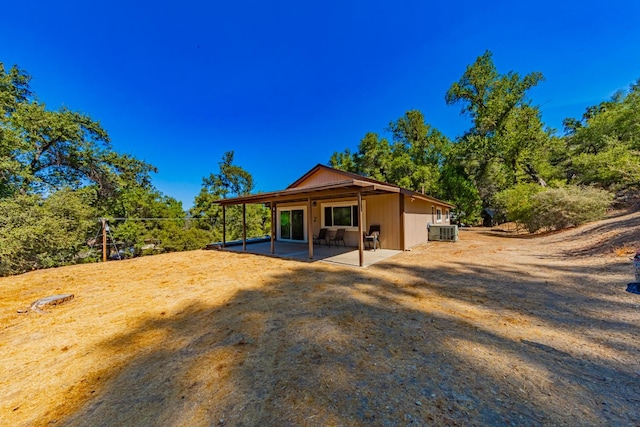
[2,1,639,208]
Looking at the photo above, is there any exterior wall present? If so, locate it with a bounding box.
[310,197,365,247]
[402,195,451,249]
[403,195,429,249]
[279,198,361,247]
[363,193,401,250]
[275,193,450,251]
[404,212,430,249]
[292,169,350,188]
[305,193,403,250]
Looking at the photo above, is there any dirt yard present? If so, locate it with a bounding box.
[2,211,639,426]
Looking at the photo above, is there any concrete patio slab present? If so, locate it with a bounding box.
[218,241,401,267]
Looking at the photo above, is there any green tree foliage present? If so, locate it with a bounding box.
[106,187,212,255]
[562,82,640,190]
[353,133,391,182]
[0,63,156,199]
[438,156,482,224]
[0,189,97,276]
[329,51,631,228]
[0,62,205,274]
[330,110,451,194]
[191,151,270,241]
[0,64,31,197]
[445,51,556,202]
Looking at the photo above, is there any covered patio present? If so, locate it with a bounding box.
[216,179,399,267]
[219,241,401,268]
[214,164,454,266]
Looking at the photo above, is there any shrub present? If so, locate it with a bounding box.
[528,186,612,232]
[495,185,612,233]
[494,183,544,228]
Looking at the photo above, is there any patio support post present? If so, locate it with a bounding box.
[308,198,313,259]
[222,206,226,248]
[270,204,276,254]
[242,203,246,252]
[358,191,363,267]
[399,194,405,250]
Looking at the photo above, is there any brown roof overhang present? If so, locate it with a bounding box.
[215,180,455,209]
[399,189,456,208]
[215,179,401,206]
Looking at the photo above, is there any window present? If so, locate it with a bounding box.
[445,209,450,220]
[436,208,442,223]
[321,201,364,229]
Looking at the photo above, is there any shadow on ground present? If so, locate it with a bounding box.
[58,237,640,425]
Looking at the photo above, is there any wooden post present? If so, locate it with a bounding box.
[270,203,276,254]
[399,195,405,250]
[101,218,107,262]
[222,206,226,248]
[242,203,247,252]
[358,192,363,267]
[308,198,313,260]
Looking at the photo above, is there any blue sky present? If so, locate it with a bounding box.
[2,1,639,208]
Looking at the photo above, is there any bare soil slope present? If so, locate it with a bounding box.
[2,212,639,426]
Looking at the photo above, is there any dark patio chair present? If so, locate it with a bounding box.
[313,228,329,246]
[330,228,346,247]
[363,225,381,250]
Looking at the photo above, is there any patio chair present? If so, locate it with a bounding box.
[363,225,381,250]
[313,228,329,246]
[330,228,346,247]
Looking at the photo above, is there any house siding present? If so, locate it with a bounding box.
[402,195,450,249]
[277,193,450,250]
[403,195,429,249]
[310,197,366,247]
[363,193,401,250]
[292,170,350,188]
[404,212,430,249]
[303,194,403,250]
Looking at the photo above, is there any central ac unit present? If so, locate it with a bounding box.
[428,225,459,242]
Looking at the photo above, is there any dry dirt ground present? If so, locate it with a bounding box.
[2,212,640,426]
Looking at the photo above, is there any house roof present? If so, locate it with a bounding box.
[215,164,455,208]
[287,164,400,189]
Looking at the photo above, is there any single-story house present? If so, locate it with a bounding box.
[216,164,454,266]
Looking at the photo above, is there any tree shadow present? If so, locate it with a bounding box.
[57,253,640,426]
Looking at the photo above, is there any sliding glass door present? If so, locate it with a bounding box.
[291,209,304,240]
[278,207,306,241]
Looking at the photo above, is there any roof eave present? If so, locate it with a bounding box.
[215,179,399,206]
[400,189,456,208]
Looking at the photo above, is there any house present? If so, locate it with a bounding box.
[216,164,454,266]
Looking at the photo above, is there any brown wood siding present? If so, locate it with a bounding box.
[307,194,402,249]
[404,195,429,214]
[283,192,450,250]
[403,195,427,249]
[404,212,430,249]
[363,193,401,250]
[404,195,450,225]
[311,197,363,247]
[292,169,350,188]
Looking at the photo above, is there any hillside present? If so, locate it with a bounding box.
[1,211,639,426]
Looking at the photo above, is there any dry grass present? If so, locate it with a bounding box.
[2,212,640,426]
[614,244,637,257]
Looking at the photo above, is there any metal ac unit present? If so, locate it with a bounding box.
[429,225,459,242]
